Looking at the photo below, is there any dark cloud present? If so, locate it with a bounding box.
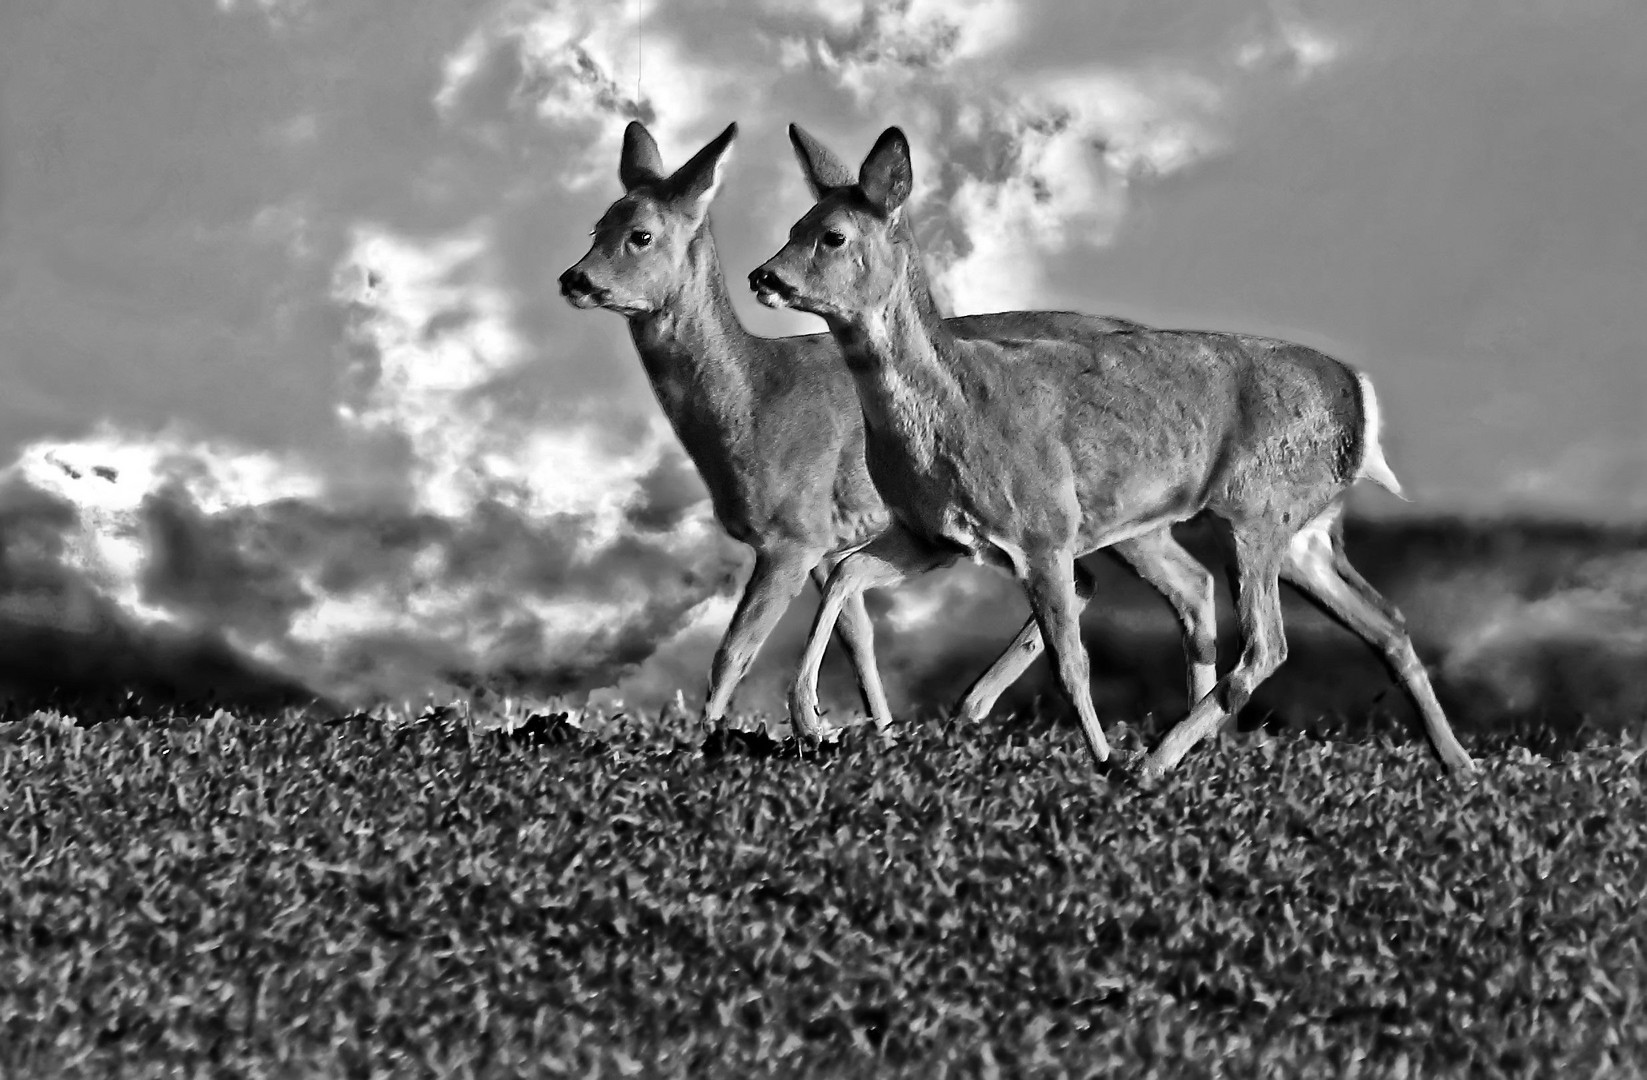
[0,479,310,713]
[627,449,710,533]
[0,451,745,710]
[3,438,1642,740]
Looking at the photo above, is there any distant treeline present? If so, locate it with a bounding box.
[1,515,1643,736]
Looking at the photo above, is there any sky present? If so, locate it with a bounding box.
[0,0,1642,709]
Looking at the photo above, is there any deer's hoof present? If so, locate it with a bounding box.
[1133,752,1171,786]
[1442,748,1479,774]
[787,693,826,742]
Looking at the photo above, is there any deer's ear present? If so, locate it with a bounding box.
[789,123,855,199]
[666,122,737,224]
[859,126,913,215]
[620,122,666,191]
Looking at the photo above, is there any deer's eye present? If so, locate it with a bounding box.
[629,229,653,248]
[822,229,847,249]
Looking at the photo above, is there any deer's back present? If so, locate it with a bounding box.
[1040,327,1368,533]
[948,310,1149,341]
[849,319,1370,551]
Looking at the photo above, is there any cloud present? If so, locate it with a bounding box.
[0,216,747,708]
[771,0,1021,101]
[214,0,314,33]
[333,220,680,531]
[7,426,324,629]
[1233,12,1341,79]
[756,0,1244,312]
[434,0,728,187]
[929,70,1223,311]
[8,411,1641,735]
[0,419,740,708]
[1506,435,1647,518]
[1441,548,1647,723]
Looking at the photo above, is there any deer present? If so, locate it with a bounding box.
[559,120,1226,735]
[749,124,1477,778]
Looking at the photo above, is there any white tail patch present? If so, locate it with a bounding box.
[1355,371,1408,500]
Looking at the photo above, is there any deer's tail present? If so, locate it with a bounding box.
[1353,370,1407,500]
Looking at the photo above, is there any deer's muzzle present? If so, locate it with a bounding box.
[748,266,797,310]
[558,267,608,309]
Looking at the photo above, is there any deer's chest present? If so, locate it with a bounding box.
[654,397,759,527]
[862,414,1024,552]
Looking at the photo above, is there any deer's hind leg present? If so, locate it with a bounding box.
[1325,522,1409,629]
[956,529,1217,723]
[1281,508,1475,772]
[1112,530,1219,708]
[955,562,1095,723]
[1140,524,1291,780]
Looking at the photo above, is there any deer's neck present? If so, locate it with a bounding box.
[626,227,757,428]
[827,255,967,448]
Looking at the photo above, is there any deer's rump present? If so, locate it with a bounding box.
[1054,330,1369,535]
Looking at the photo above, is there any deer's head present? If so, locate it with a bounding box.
[559,121,736,317]
[750,125,914,323]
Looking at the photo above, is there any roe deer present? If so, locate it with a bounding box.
[560,121,1223,732]
[750,124,1476,777]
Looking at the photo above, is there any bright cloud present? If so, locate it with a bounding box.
[0,216,735,707]
[1234,14,1342,79]
[931,69,1222,311]
[214,0,313,32]
[754,0,1357,313]
[790,0,1021,100]
[435,0,726,186]
[334,221,674,537]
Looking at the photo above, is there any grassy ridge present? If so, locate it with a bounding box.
[3,707,1645,1077]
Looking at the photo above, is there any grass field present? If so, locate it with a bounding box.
[3,702,1645,1077]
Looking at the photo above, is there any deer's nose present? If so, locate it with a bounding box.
[748,267,795,298]
[559,267,594,296]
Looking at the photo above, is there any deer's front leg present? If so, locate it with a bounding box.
[790,525,953,741]
[701,543,816,727]
[1022,549,1112,768]
[811,557,893,730]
